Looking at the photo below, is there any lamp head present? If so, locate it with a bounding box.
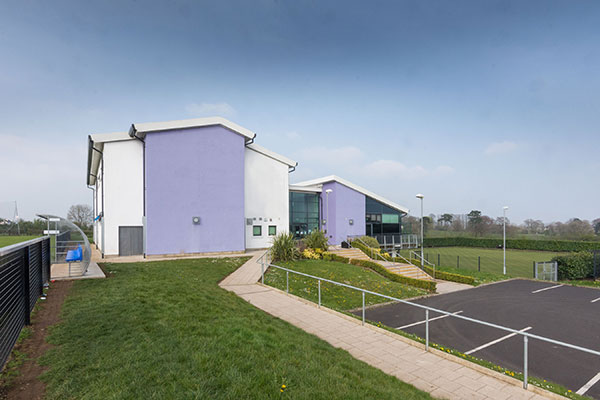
[325,189,333,194]
[503,206,509,210]
[416,194,424,199]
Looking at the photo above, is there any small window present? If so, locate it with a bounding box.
[268,225,277,236]
[253,226,262,236]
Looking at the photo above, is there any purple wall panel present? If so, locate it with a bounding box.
[145,126,245,254]
[320,181,365,244]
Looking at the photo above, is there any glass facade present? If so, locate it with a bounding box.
[365,196,403,240]
[289,192,320,238]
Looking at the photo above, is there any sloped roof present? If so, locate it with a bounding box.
[293,175,409,214]
[246,143,297,168]
[129,116,256,141]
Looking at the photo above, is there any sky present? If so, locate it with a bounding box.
[0,0,599,223]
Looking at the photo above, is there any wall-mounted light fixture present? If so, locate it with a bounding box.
[349,219,354,225]
[192,216,201,225]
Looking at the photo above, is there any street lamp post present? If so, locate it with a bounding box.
[503,206,509,275]
[416,194,424,262]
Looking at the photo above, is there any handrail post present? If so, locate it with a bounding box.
[286,271,289,293]
[261,259,264,284]
[425,309,429,351]
[22,246,31,325]
[362,291,365,326]
[523,335,528,389]
[318,280,321,308]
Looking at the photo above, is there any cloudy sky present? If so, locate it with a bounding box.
[1,0,599,223]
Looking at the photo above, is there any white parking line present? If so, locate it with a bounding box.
[576,372,600,395]
[591,297,600,303]
[465,327,532,355]
[396,311,463,330]
[531,284,563,294]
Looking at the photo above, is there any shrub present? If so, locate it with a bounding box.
[423,237,600,252]
[271,233,299,262]
[348,258,436,291]
[302,248,320,260]
[322,252,350,263]
[552,251,594,280]
[355,236,380,248]
[303,230,329,251]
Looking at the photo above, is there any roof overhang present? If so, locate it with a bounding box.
[292,175,409,214]
[247,143,297,168]
[86,131,131,186]
[128,116,256,142]
[289,184,322,193]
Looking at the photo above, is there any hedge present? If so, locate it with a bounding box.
[408,259,476,285]
[552,252,595,280]
[423,237,600,252]
[348,258,436,291]
[322,252,351,264]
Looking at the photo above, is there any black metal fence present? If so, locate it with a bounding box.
[0,237,51,369]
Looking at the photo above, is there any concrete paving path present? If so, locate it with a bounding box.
[220,253,558,400]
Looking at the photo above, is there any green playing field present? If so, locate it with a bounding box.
[399,246,567,278]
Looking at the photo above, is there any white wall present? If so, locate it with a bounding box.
[94,161,104,254]
[244,148,290,249]
[102,140,144,255]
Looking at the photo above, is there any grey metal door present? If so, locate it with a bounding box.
[119,226,143,256]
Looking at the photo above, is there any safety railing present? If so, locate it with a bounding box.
[349,236,433,279]
[261,261,600,390]
[0,236,51,369]
[410,250,436,269]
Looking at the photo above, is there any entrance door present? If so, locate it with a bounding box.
[119,226,143,256]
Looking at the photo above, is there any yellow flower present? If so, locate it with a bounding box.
[282,385,286,389]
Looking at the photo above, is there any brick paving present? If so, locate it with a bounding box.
[220,252,559,400]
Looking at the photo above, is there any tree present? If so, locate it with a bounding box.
[593,218,600,235]
[67,204,93,228]
[438,213,454,227]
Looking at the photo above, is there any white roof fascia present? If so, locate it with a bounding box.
[246,143,297,168]
[293,175,409,214]
[132,116,255,141]
[289,184,322,193]
[89,131,133,143]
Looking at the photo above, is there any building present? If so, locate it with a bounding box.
[86,117,409,257]
[290,176,408,245]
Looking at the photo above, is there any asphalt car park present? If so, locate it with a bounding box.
[354,279,600,398]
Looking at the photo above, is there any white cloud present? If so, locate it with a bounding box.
[485,141,518,155]
[298,146,364,166]
[185,102,236,117]
[363,160,454,180]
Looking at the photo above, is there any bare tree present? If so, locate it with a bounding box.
[67,204,93,228]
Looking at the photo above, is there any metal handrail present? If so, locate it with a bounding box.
[349,236,434,279]
[263,262,600,390]
[0,236,50,256]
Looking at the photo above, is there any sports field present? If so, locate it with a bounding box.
[0,235,40,248]
[399,247,566,278]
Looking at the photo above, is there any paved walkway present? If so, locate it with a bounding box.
[220,253,557,400]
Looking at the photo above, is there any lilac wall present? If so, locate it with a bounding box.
[145,126,245,254]
[321,181,365,245]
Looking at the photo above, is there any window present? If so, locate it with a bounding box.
[382,214,399,224]
[253,226,262,236]
[268,225,276,236]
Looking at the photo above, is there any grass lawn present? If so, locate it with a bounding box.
[39,257,432,399]
[265,259,427,311]
[400,247,566,278]
[0,235,40,248]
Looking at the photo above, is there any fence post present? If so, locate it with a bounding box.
[478,256,481,272]
[362,292,365,326]
[533,261,536,279]
[457,255,459,269]
[426,253,429,262]
[286,271,289,293]
[22,246,31,326]
[523,335,528,389]
[318,280,321,308]
[425,309,429,351]
[261,260,264,284]
[438,254,440,267]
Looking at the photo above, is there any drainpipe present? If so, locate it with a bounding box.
[129,124,147,257]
